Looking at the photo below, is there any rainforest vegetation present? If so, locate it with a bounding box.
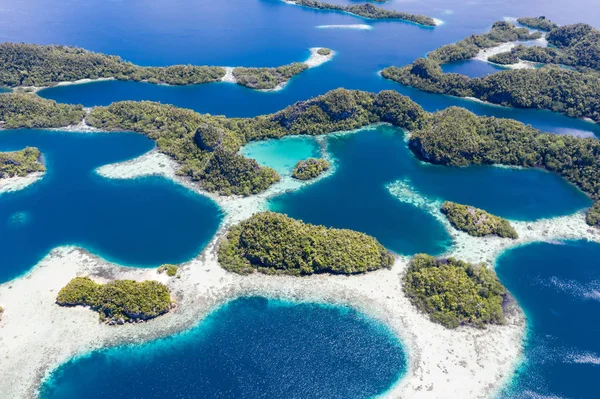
[218,212,394,275]
[3,89,600,226]
[404,254,507,328]
[292,158,330,180]
[410,106,600,224]
[233,63,308,90]
[0,92,84,128]
[426,21,541,64]
[289,0,436,26]
[56,276,172,323]
[0,147,45,179]
[516,16,558,31]
[441,201,518,239]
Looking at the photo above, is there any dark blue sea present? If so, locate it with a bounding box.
[39,296,407,399]
[496,241,600,399]
[1,0,600,397]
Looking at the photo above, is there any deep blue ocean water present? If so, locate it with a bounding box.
[496,241,600,399]
[0,129,222,283]
[266,125,590,255]
[40,296,407,399]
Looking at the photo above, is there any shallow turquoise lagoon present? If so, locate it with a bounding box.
[265,125,590,255]
[496,241,600,399]
[240,135,321,175]
[40,296,407,399]
[0,130,222,283]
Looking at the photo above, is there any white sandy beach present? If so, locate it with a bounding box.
[0,171,44,194]
[16,77,115,94]
[2,125,600,399]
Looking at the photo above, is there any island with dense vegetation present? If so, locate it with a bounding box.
[317,48,332,56]
[56,276,173,324]
[410,106,600,222]
[0,43,326,91]
[441,201,518,239]
[218,211,394,275]
[490,23,600,72]
[381,20,600,122]
[0,92,84,128]
[232,63,308,90]
[3,88,600,225]
[516,16,558,31]
[286,0,436,27]
[292,158,330,180]
[0,147,45,179]
[403,254,507,329]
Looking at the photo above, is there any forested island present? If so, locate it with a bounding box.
[441,201,518,239]
[516,16,558,31]
[286,0,436,26]
[0,147,45,179]
[0,92,84,128]
[292,158,330,180]
[426,21,541,64]
[56,277,173,324]
[410,106,600,222]
[3,88,600,225]
[403,254,507,329]
[381,20,600,122]
[490,23,600,71]
[232,63,307,90]
[218,212,394,275]
[0,43,323,91]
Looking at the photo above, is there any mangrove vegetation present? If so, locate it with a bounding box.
[403,254,507,329]
[441,201,518,239]
[218,211,394,275]
[292,158,330,180]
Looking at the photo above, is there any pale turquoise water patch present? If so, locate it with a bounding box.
[241,136,321,175]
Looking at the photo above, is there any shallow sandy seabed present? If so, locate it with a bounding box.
[2,127,599,398]
[0,171,44,194]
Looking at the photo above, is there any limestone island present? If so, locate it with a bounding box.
[381,19,600,123]
[5,87,600,399]
[441,201,518,239]
[0,43,335,92]
[218,211,394,275]
[291,158,330,180]
[517,16,559,31]
[56,276,173,324]
[3,87,600,225]
[284,0,437,27]
[403,254,508,329]
[0,146,46,193]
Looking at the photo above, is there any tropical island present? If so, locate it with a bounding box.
[516,16,559,31]
[56,276,173,324]
[218,211,394,275]
[0,147,45,179]
[3,88,600,226]
[157,264,179,277]
[291,158,330,180]
[284,0,437,27]
[0,43,334,91]
[403,254,507,329]
[381,20,600,122]
[441,201,518,239]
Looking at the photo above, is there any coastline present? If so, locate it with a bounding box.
[10,48,334,94]
[0,171,44,194]
[1,133,524,399]
[3,124,600,398]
